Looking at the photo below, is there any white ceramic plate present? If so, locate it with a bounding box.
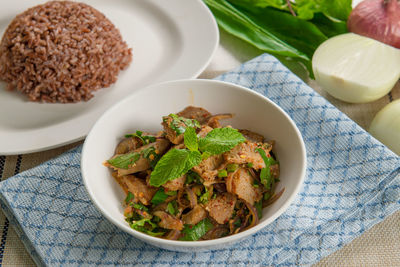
[82,79,306,252]
[0,0,218,155]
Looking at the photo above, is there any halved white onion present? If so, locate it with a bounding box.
[369,99,400,155]
[312,33,400,103]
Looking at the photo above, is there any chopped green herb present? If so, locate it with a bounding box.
[107,152,140,169]
[255,148,278,190]
[125,192,135,204]
[227,163,239,172]
[263,192,271,201]
[199,127,246,155]
[186,171,202,185]
[180,218,214,241]
[167,114,200,135]
[247,162,254,168]
[167,201,177,215]
[218,169,228,178]
[125,130,156,144]
[129,218,164,237]
[125,209,134,219]
[151,188,169,205]
[165,190,177,196]
[233,218,241,228]
[212,193,217,199]
[255,200,263,218]
[199,187,211,203]
[152,216,161,223]
[141,146,161,169]
[132,202,148,211]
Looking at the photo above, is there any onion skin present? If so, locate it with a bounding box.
[348,0,400,48]
[369,99,400,155]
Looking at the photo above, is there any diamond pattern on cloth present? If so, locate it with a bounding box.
[0,54,399,267]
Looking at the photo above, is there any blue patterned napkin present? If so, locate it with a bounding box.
[1,54,399,267]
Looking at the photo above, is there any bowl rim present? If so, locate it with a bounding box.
[81,79,307,247]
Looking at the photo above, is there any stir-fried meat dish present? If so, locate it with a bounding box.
[104,106,283,241]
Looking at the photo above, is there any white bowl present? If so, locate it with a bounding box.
[81,79,306,252]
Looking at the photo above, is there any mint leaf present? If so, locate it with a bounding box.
[199,127,246,155]
[165,114,200,135]
[149,149,202,187]
[107,152,140,169]
[184,127,198,151]
[180,218,214,240]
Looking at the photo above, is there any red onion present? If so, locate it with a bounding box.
[348,0,400,48]
[165,229,181,240]
[185,187,198,209]
[177,189,190,209]
[203,226,229,240]
[264,188,285,207]
[243,201,259,230]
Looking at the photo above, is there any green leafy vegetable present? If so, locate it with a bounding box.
[255,200,263,218]
[151,188,169,205]
[186,171,202,184]
[204,0,351,78]
[166,190,177,196]
[132,202,148,211]
[125,192,135,204]
[256,148,277,190]
[107,152,140,169]
[165,114,200,135]
[199,187,212,204]
[141,146,161,169]
[227,163,239,172]
[264,192,271,201]
[319,0,352,22]
[218,169,228,178]
[125,130,156,144]
[149,149,202,187]
[129,218,164,237]
[180,218,214,241]
[167,201,178,215]
[199,127,246,155]
[184,127,198,151]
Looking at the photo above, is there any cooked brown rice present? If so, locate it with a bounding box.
[0,1,132,103]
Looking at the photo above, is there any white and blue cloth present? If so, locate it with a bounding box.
[0,54,399,266]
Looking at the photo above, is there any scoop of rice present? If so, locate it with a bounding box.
[0,1,132,103]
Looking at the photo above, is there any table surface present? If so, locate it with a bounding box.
[0,30,399,266]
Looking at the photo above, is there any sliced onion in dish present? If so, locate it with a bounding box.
[243,201,259,230]
[185,187,197,209]
[165,230,181,240]
[369,99,400,155]
[312,33,400,103]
